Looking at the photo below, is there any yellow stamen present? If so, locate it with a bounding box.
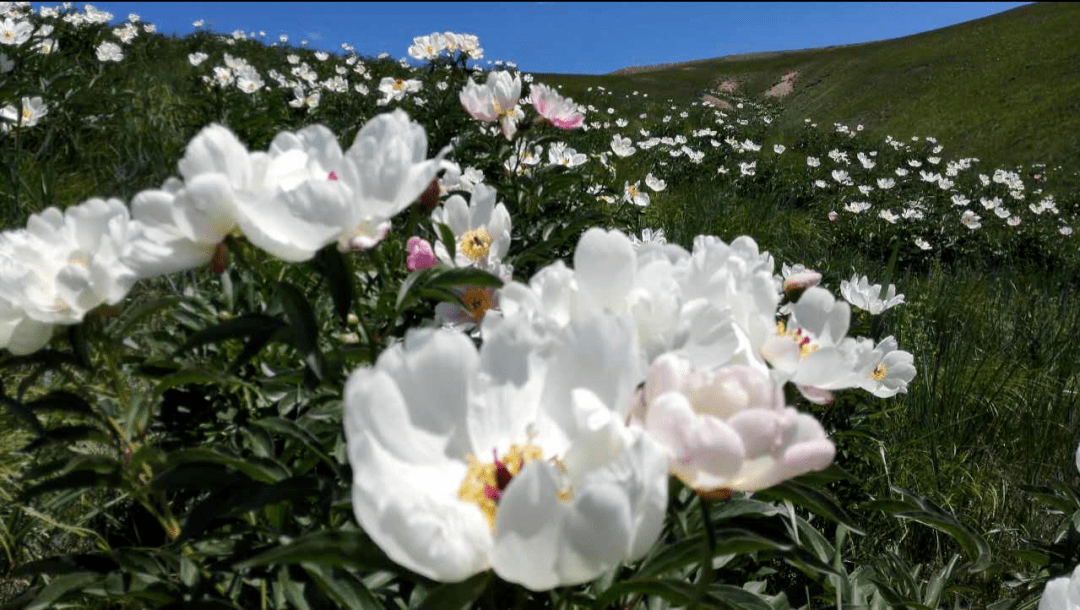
[870,363,887,381]
[393,77,405,91]
[462,287,494,321]
[458,442,546,530]
[459,227,492,262]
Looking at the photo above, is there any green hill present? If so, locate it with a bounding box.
[538,2,1080,169]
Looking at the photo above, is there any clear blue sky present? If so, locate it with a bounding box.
[54,2,1031,74]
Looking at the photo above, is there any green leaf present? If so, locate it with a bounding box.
[253,417,339,475]
[313,246,355,325]
[413,572,492,610]
[754,479,864,535]
[234,529,398,573]
[635,529,793,579]
[22,425,111,452]
[0,394,44,435]
[175,314,288,354]
[24,572,101,610]
[163,447,287,484]
[25,391,96,417]
[875,486,993,573]
[302,563,383,610]
[435,222,457,263]
[425,267,503,290]
[596,577,771,609]
[107,296,185,339]
[277,281,324,380]
[20,469,123,502]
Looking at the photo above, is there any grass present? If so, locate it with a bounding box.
[539,2,1080,170]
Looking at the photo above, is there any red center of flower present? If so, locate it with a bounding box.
[484,448,520,501]
[328,171,338,181]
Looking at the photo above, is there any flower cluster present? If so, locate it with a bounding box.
[0,109,454,354]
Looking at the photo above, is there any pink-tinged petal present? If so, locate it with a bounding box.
[406,236,438,271]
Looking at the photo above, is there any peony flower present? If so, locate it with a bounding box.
[610,135,636,157]
[623,181,650,207]
[839,275,904,315]
[1,199,139,355]
[633,353,835,493]
[0,96,47,128]
[1040,565,1080,610]
[0,17,33,45]
[849,336,916,398]
[960,210,982,230]
[343,314,667,590]
[780,263,821,296]
[95,40,123,62]
[406,236,437,272]
[645,173,667,192]
[431,183,511,270]
[459,70,522,139]
[529,83,584,129]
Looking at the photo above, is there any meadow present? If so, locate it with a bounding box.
[1,2,1080,609]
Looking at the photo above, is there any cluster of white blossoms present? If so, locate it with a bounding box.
[344,225,918,590]
[0,109,454,354]
[407,31,483,62]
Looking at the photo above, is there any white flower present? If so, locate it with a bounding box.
[1039,564,1080,610]
[739,161,757,176]
[831,169,852,185]
[878,209,898,224]
[843,201,871,214]
[849,336,916,398]
[960,210,981,230]
[378,76,421,104]
[431,183,511,270]
[1,199,139,354]
[610,135,636,157]
[623,181,650,207]
[635,353,835,492]
[459,70,522,139]
[343,318,668,590]
[773,144,786,155]
[95,40,123,62]
[0,17,32,45]
[628,228,666,250]
[644,173,666,192]
[0,95,46,128]
[839,275,904,315]
[876,178,895,190]
[546,142,587,168]
[914,237,931,250]
[188,51,208,66]
[806,156,820,168]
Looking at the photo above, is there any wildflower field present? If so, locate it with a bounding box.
[2,2,1080,609]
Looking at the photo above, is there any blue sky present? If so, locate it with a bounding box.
[56,2,1031,74]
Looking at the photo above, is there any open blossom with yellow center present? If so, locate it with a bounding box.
[461,286,494,320]
[458,441,562,530]
[343,317,668,591]
[459,227,493,262]
[775,320,820,358]
[392,77,405,91]
[870,362,888,381]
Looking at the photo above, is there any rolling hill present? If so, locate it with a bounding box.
[537,2,1080,170]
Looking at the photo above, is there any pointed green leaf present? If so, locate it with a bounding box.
[233,529,398,573]
[414,572,492,610]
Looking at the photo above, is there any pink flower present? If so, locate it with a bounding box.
[406,236,437,271]
[828,210,839,222]
[529,83,584,129]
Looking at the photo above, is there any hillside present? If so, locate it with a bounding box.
[537,2,1080,169]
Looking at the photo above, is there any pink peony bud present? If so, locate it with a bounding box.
[828,211,839,222]
[406,236,438,271]
[782,270,822,296]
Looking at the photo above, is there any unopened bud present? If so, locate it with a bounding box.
[415,177,441,215]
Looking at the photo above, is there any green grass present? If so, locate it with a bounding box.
[539,2,1080,170]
